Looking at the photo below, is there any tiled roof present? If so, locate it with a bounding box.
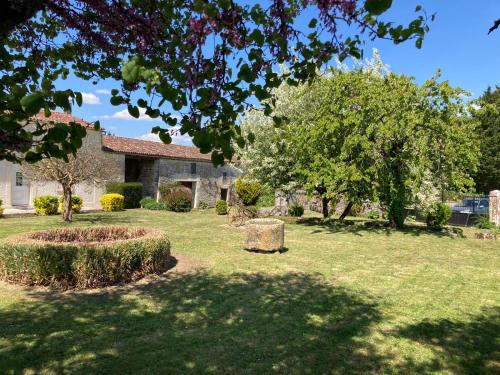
[102,135,212,162]
[33,112,94,128]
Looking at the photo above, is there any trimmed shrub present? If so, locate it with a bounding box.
[475,215,494,229]
[141,197,168,210]
[235,177,261,206]
[59,196,83,214]
[216,200,228,215]
[288,202,304,217]
[33,195,59,216]
[163,188,192,212]
[100,193,124,212]
[0,227,171,289]
[367,210,380,220]
[198,201,210,210]
[106,182,143,209]
[425,202,452,229]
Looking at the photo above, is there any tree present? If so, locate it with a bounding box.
[288,57,478,226]
[23,148,121,222]
[238,78,304,195]
[1,0,432,164]
[472,86,500,194]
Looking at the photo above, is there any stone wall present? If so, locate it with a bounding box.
[157,159,240,207]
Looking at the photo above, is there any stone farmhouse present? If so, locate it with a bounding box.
[0,112,241,209]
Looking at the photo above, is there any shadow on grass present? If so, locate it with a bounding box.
[71,213,138,225]
[0,272,384,374]
[392,307,500,373]
[296,217,464,238]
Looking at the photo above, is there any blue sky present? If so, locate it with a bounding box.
[64,0,500,145]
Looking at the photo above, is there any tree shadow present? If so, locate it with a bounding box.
[71,213,137,225]
[0,272,385,374]
[296,217,463,238]
[392,307,500,373]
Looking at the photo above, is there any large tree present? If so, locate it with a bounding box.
[472,86,500,194]
[1,0,432,164]
[288,59,478,226]
[23,148,121,221]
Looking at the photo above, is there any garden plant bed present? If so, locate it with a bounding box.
[0,226,171,289]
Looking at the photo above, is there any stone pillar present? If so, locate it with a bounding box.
[489,190,500,226]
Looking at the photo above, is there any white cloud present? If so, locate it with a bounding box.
[81,92,101,105]
[136,126,193,146]
[101,108,155,121]
[95,89,111,95]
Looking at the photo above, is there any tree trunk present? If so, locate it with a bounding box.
[62,186,73,222]
[338,201,353,222]
[321,197,330,218]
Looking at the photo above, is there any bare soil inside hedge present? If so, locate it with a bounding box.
[24,226,150,243]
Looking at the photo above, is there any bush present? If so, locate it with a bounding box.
[255,187,275,208]
[235,177,261,206]
[288,203,304,217]
[140,197,168,210]
[405,215,416,222]
[425,202,452,229]
[99,194,124,212]
[198,201,210,210]
[158,182,184,201]
[0,199,3,217]
[58,196,83,214]
[33,195,59,216]
[475,215,494,229]
[216,200,228,215]
[367,210,380,220]
[140,197,155,208]
[0,227,171,289]
[163,189,192,212]
[106,182,143,209]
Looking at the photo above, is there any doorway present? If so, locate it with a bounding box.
[220,188,228,201]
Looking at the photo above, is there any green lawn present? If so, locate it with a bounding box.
[0,209,498,374]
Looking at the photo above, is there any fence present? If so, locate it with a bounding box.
[444,195,490,227]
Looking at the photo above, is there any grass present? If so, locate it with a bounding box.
[0,209,498,374]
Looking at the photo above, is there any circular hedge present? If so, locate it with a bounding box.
[0,226,171,289]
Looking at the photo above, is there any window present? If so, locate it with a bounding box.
[222,172,227,183]
[190,163,197,174]
[15,172,23,186]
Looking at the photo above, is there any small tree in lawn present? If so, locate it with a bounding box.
[23,149,120,222]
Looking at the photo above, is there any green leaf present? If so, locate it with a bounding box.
[54,91,72,112]
[20,93,45,115]
[75,92,83,106]
[159,131,172,144]
[128,105,140,118]
[110,96,123,106]
[365,0,392,15]
[308,18,318,28]
[211,151,224,166]
[122,59,141,82]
